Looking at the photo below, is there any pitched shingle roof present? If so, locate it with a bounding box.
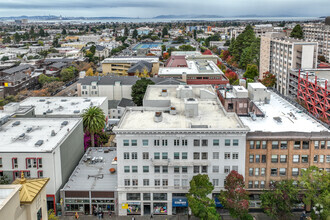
[127,60,152,74]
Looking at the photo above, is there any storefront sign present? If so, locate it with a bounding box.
[121,203,128,209]
[172,198,188,207]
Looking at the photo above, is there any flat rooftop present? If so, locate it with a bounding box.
[102,56,159,64]
[0,185,21,210]
[116,85,247,131]
[158,60,224,76]
[239,91,328,132]
[62,147,117,191]
[20,97,107,116]
[0,118,82,153]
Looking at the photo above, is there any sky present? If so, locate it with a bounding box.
[0,0,329,18]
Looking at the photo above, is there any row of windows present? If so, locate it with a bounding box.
[11,170,44,180]
[249,154,330,163]
[249,140,330,150]
[124,179,189,188]
[123,152,239,160]
[123,139,240,147]
[248,181,266,189]
[1,158,43,169]
[248,167,310,177]
[127,193,168,201]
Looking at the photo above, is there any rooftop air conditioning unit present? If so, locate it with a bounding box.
[154,112,163,123]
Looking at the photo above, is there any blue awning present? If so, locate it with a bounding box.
[172,198,188,207]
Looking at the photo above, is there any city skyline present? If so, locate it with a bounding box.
[0,0,329,17]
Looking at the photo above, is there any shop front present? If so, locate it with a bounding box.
[153,203,167,215]
[127,202,141,215]
[172,197,188,215]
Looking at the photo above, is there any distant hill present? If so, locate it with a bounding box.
[153,14,224,19]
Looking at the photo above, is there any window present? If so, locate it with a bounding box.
[261,168,266,176]
[328,141,330,149]
[123,140,129,146]
[26,158,33,168]
[174,179,180,187]
[174,152,180,160]
[182,179,188,186]
[212,179,219,186]
[131,140,137,146]
[249,154,254,163]
[261,155,266,163]
[143,152,149,160]
[224,166,230,174]
[37,171,43,178]
[255,155,260,163]
[301,155,308,163]
[142,139,149,146]
[162,152,168,159]
[213,139,219,146]
[124,152,129,159]
[193,152,200,160]
[249,168,253,176]
[293,155,300,163]
[280,141,287,149]
[302,141,309,149]
[143,166,149,173]
[271,168,278,176]
[154,140,160,146]
[225,139,231,146]
[37,158,42,168]
[249,141,254,149]
[254,181,259,188]
[127,193,140,200]
[256,141,260,149]
[262,141,267,149]
[327,155,330,163]
[194,166,199,173]
[194,139,200,146]
[294,141,301,149]
[182,166,188,173]
[320,141,325,149]
[174,139,180,146]
[162,179,168,186]
[213,152,219,159]
[248,181,253,188]
[233,153,239,159]
[132,166,138,173]
[231,166,238,172]
[279,168,286,176]
[132,152,138,159]
[162,166,168,173]
[154,152,160,159]
[124,179,130,186]
[162,139,168,146]
[153,193,167,200]
[314,141,319,149]
[225,152,230,159]
[124,166,130,173]
[213,166,219,173]
[143,179,149,186]
[320,155,324,163]
[260,181,265,188]
[201,166,208,173]
[154,166,160,173]
[202,152,208,160]
[12,158,18,168]
[182,139,188,146]
[233,139,239,146]
[314,155,318,163]
[174,166,180,173]
[280,155,287,163]
[143,193,151,200]
[272,141,279,149]
[0,157,2,168]
[271,155,278,163]
[182,152,188,159]
[292,168,299,176]
[132,179,138,186]
[154,179,161,186]
[202,139,208,146]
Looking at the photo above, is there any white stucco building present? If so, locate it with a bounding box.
[113,85,249,216]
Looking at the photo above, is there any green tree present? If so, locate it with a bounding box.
[162,27,168,37]
[261,180,299,220]
[219,170,250,219]
[299,166,330,219]
[260,71,276,87]
[37,40,44,46]
[0,174,10,184]
[81,106,105,147]
[243,64,259,80]
[38,74,59,86]
[193,29,197,39]
[60,67,77,82]
[224,39,231,46]
[178,44,195,51]
[1,56,9,61]
[13,32,21,43]
[48,209,59,220]
[2,36,11,44]
[131,78,155,106]
[290,24,304,39]
[132,29,138,39]
[39,28,45,37]
[187,174,219,220]
[124,27,129,37]
[89,45,96,55]
[62,28,67,35]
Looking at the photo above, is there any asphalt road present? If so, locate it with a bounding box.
[55,81,78,97]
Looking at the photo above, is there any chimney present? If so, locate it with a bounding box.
[154,112,163,122]
[161,89,168,97]
[170,106,176,115]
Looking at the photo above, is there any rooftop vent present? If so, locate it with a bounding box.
[184,98,198,118]
[249,112,257,121]
[46,101,51,104]
[51,130,56,136]
[154,112,163,123]
[161,89,168,97]
[35,140,44,147]
[84,99,91,102]
[61,99,67,102]
[26,127,32,133]
[73,110,80,114]
[170,106,176,115]
[273,117,282,123]
[12,121,20,126]
[46,109,53,114]
[187,98,195,102]
[61,121,69,126]
[39,99,45,102]
[19,133,25,139]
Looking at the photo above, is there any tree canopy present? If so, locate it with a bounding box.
[187,174,219,220]
[60,66,77,82]
[243,64,259,80]
[81,106,105,147]
[260,71,276,87]
[290,24,304,39]
[131,78,155,106]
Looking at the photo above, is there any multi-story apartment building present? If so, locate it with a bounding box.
[238,83,330,208]
[101,56,160,76]
[113,85,249,216]
[259,32,318,95]
[303,20,330,62]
